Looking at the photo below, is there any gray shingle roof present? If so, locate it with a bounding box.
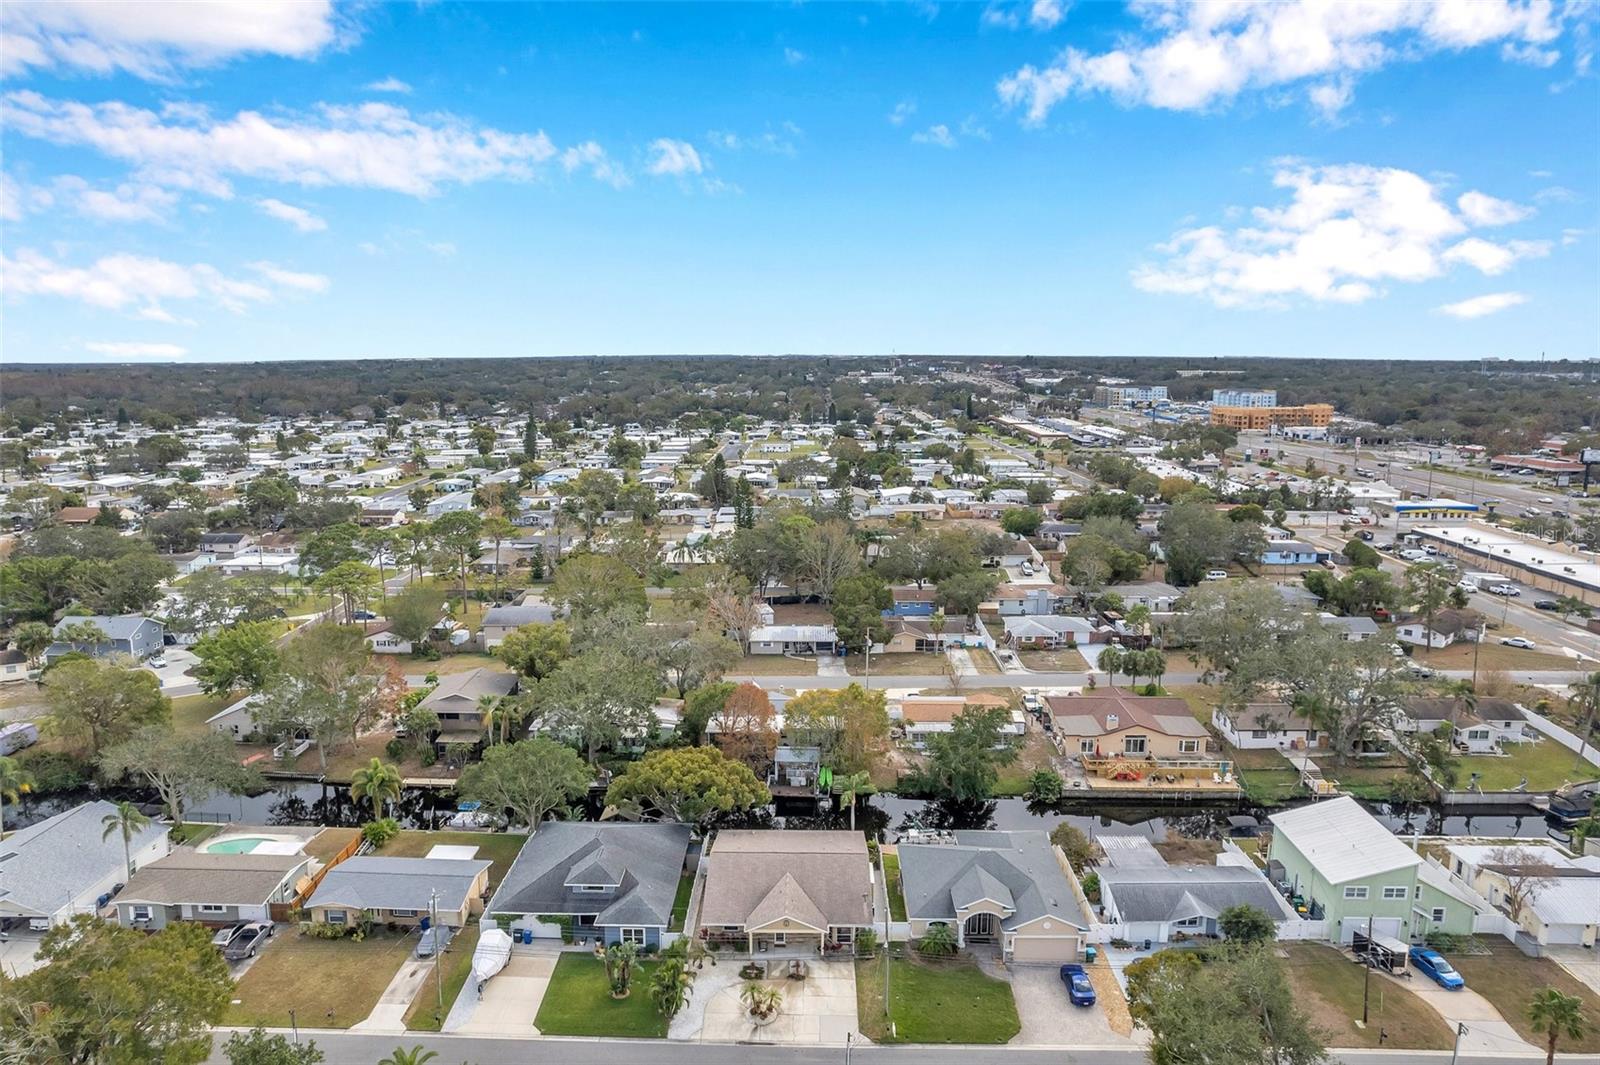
[485,823,691,928]
[0,800,168,917]
[51,615,156,641]
[1099,865,1293,924]
[482,604,556,628]
[897,830,1084,932]
[118,851,310,906]
[306,856,490,913]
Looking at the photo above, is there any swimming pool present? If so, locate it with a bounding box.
[204,836,274,854]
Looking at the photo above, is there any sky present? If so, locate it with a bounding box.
[1,0,1597,364]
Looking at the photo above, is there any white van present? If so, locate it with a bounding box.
[1399,549,1428,562]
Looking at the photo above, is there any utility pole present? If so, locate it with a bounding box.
[1361,914,1374,1026]
[430,888,443,1013]
[1449,1022,1468,1065]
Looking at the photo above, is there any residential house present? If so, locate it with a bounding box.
[886,586,939,617]
[892,694,1024,749]
[206,692,266,741]
[697,830,873,953]
[420,668,519,751]
[364,624,414,655]
[485,823,692,948]
[305,855,492,929]
[115,850,312,929]
[747,624,839,656]
[45,615,164,662]
[1211,702,1325,751]
[992,583,1072,616]
[479,603,557,649]
[1098,864,1296,944]
[1106,581,1182,612]
[1266,796,1479,942]
[0,649,29,684]
[1395,609,1480,649]
[1045,692,1210,760]
[1002,615,1102,649]
[197,531,254,557]
[1439,844,1599,947]
[425,490,476,517]
[0,800,170,930]
[1261,540,1327,566]
[1321,614,1380,641]
[1395,697,1538,754]
[897,830,1087,963]
[879,615,980,654]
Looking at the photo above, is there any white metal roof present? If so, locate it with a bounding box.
[1268,797,1421,884]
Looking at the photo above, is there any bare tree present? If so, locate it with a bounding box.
[1486,846,1561,923]
[800,520,861,604]
[707,587,766,655]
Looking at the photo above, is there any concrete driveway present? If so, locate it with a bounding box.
[142,647,199,691]
[0,934,45,978]
[352,958,433,1032]
[1007,963,1132,1046]
[695,960,857,1044]
[1381,972,1535,1054]
[1546,945,1600,996]
[455,952,555,1036]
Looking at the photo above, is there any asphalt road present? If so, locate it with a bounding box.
[204,1028,1600,1065]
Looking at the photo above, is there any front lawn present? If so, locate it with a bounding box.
[1281,944,1454,1051]
[1416,642,1575,672]
[533,954,667,1037]
[170,691,239,734]
[1448,941,1600,1054]
[225,929,414,1029]
[1017,647,1089,672]
[377,830,529,892]
[729,655,815,676]
[1457,738,1593,792]
[882,851,907,922]
[668,872,695,931]
[845,653,943,676]
[405,924,479,1031]
[992,725,1061,797]
[855,954,1020,1043]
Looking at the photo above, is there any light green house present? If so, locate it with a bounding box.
[1267,797,1480,943]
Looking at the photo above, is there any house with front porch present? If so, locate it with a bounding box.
[697,830,873,954]
[747,624,839,656]
[1395,609,1480,649]
[115,851,312,930]
[1002,615,1102,649]
[1045,692,1210,760]
[897,830,1087,963]
[879,615,980,654]
[305,855,491,929]
[1394,697,1537,754]
[1098,864,1296,945]
[1266,797,1480,943]
[484,822,692,949]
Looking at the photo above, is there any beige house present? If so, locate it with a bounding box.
[697,831,873,954]
[1045,693,1209,760]
[305,856,491,929]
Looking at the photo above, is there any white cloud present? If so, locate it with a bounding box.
[707,123,801,156]
[1132,162,1555,309]
[2,91,565,198]
[998,1,1570,125]
[783,47,806,66]
[247,260,331,293]
[981,4,1021,30]
[959,114,992,140]
[1029,0,1066,30]
[1,247,324,317]
[645,138,703,177]
[1456,189,1534,225]
[0,0,344,80]
[888,100,917,125]
[84,341,187,358]
[911,124,958,148]
[364,76,412,94]
[255,197,327,232]
[2,172,174,223]
[425,241,456,258]
[1441,236,1552,274]
[981,0,1065,30]
[1308,78,1354,122]
[559,141,630,188]
[1437,291,1528,318]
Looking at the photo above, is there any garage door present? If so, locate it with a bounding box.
[1011,935,1080,964]
[1542,924,1587,946]
[1340,917,1403,944]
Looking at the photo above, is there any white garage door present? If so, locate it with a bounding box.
[1542,923,1587,946]
[1340,917,1403,944]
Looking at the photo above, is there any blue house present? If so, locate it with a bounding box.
[46,615,164,663]
[886,586,939,617]
[1261,541,1327,566]
[484,823,692,948]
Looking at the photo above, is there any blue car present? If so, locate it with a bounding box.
[1059,964,1097,1007]
[1409,947,1465,990]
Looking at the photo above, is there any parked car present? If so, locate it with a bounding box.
[1538,496,1555,505]
[1356,530,1375,541]
[1500,637,1537,649]
[416,925,454,958]
[1408,947,1465,990]
[1533,599,1560,611]
[222,922,274,961]
[1407,664,1440,679]
[351,610,378,620]
[1059,964,1097,1007]
[211,923,247,950]
[1203,570,1230,581]
[1488,584,1521,597]
[147,655,166,668]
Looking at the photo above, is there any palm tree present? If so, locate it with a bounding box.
[833,770,876,832]
[477,694,504,745]
[1568,672,1600,775]
[101,800,151,882]
[740,981,783,1020]
[604,940,641,997]
[1528,988,1587,1065]
[0,756,35,837]
[378,1047,438,1065]
[482,514,516,603]
[11,621,52,668]
[1098,645,1123,689]
[649,957,696,1018]
[349,758,402,819]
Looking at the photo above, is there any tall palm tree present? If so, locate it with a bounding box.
[101,800,151,882]
[378,1047,438,1065]
[11,621,52,668]
[477,694,504,745]
[349,758,402,819]
[1528,988,1587,1065]
[833,771,876,832]
[1098,645,1123,690]
[0,756,35,837]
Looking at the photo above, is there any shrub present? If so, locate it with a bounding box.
[854,928,879,957]
[916,922,957,957]
[361,817,401,847]
[1050,823,1099,871]
[1080,872,1101,903]
[1425,931,1469,953]
[1026,769,1064,803]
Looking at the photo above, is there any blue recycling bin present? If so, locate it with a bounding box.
[1085,945,1098,963]
[522,928,533,945]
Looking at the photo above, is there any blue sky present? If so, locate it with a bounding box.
[1,0,1596,363]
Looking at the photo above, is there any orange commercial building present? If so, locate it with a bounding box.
[1210,403,1334,430]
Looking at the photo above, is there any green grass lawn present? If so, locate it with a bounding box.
[845,653,946,677]
[1281,944,1454,1051]
[225,930,414,1029]
[169,822,220,846]
[729,655,816,676]
[1326,764,1413,800]
[855,954,1020,1044]
[378,831,528,892]
[1449,941,1600,1055]
[534,954,667,1037]
[882,852,907,922]
[1457,738,1593,792]
[169,691,239,733]
[405,924,479,1031]
[668,872,695,931]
